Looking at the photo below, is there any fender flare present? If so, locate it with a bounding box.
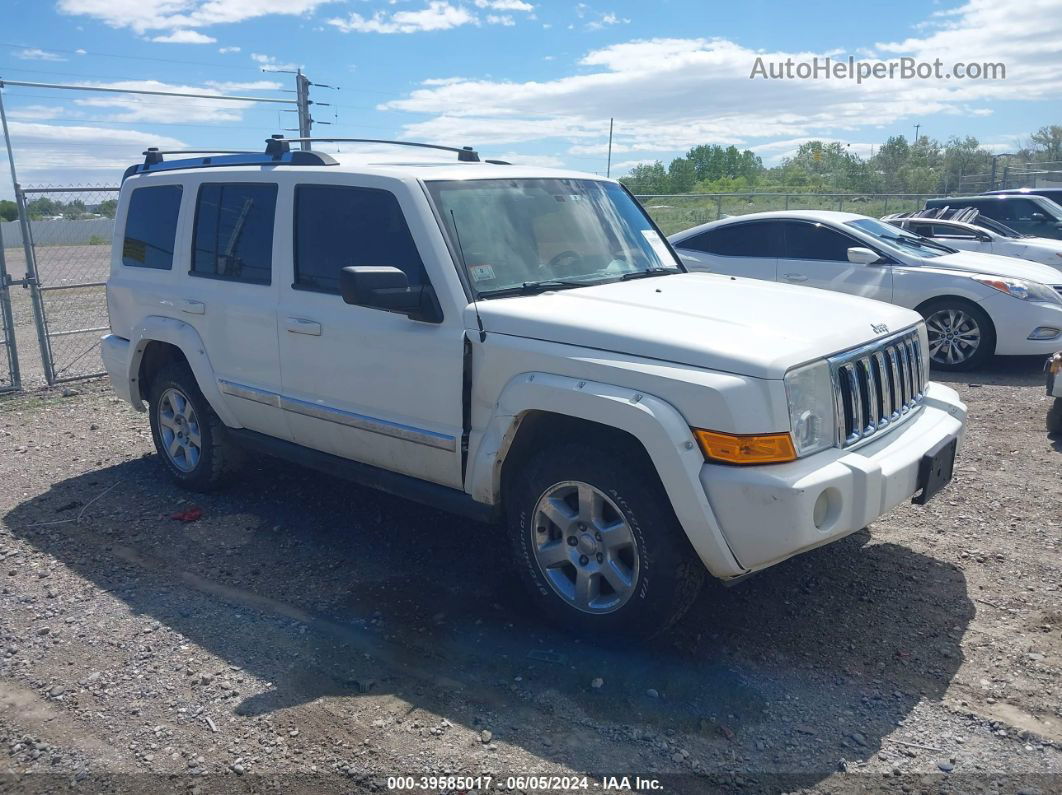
[124,315,241,429]
[468,372,744,578]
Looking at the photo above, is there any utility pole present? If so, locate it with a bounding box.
[295,69,312,150]
[606,117,613,178]
[913,123,920,144]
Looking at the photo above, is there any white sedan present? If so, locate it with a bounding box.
[669,210,1062,371]
[883,214,1062,271]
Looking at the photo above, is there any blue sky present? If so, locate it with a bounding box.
[1,0,1060,198]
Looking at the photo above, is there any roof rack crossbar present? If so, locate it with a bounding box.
[270,137,480,162]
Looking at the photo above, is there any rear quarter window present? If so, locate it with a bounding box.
[122,185,183,270]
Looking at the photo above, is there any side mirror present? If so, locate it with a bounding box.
[338,266,442,323]
[847,246,882,265]
[1030,212,1047,223]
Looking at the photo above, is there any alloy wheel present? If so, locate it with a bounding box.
[530,480,640,614]
[926,308,982,366]
[157,387,203,473]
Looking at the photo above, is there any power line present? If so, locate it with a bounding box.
[0,79,296,105]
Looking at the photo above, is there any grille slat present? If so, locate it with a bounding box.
[831,329,927,449]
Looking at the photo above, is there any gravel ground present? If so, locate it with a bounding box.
[0,360,1059,794]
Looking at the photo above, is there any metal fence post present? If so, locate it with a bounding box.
[0,220,20,392]
[784,194,790,210]
[715,195,723,220]
[14,183,55,384]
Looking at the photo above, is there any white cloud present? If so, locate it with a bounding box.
[3,122,185,183]
[218,45,241,53]
[65,79,273,124]
[13,48,66,61]
[475,0,533,10]
[57,0,333,35]
[379,1,1062,160]
[75,48,87,55]
[204,80,283,92]
[328,2,476,34]
[574,3,628,31]
[250,52,301,71]
[5,105,67,122]
[611,158,656,175]
[486,14,515,26]
[151,29,217,44]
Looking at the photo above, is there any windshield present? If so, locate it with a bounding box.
[846,218,955,258]
[427,178,681,296]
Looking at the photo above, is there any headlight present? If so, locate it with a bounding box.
[784,359,836,457]
[972,276,1062,305]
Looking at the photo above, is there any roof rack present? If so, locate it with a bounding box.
[123,136,337,180]
[271,137,481,162]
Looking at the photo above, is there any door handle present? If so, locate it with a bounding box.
[180,299,206,314]
[783,273,808,282]
[285,317,322,336]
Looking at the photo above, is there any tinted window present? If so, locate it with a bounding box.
[122,185,182,269]
[680,222,781,257]
[780,221,857,261]
[191,183,277,284]
[294,185,426,293]
[929,224,976,239]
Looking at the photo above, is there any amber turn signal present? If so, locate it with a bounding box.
[694,429,797,464]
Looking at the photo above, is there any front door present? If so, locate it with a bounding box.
[276,180,465,488]
[777,220,893,301]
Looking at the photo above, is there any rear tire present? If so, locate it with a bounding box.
[147,361,242,491]
[918,298,995,372]
[1048,398,1062,435]
[504,441,705,640]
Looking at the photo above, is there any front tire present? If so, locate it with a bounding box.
[147,362,242,491]
[504,442,705,640]
[919,298,995,372]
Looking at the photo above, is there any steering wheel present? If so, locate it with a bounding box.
[547,250,584,274]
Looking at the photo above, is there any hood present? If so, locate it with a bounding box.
[929,250,1062,284]
[471,272,920,379]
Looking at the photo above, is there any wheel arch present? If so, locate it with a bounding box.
[469,372,744,578]
[125,316,240,428]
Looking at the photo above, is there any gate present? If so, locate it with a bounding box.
[19,186,118,385]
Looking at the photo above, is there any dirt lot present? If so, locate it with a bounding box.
[0,361,1059,794]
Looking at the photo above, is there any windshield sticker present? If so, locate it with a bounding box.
[469,264,496,282]
[641,230,673,267]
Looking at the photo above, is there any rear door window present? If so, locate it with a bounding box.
[122,185,182,270]
[191,183,277,284]
[679,221,782,257]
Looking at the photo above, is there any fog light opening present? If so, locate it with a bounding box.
[813,488,842,531]
[1028,327,1061,341]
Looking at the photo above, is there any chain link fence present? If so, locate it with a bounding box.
[18,186,118,385]
[634,192,938,235]
[0,244,18,394]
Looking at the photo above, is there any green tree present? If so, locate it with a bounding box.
[667,156,696,193]
[96,199,118,219]
[26,196,60,219]
[1030,125,1062,162]
[620,161,670,194]
[0,199,17,222]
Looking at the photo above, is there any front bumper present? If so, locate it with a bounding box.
[978,292,1062,355]
[699,381,966,573]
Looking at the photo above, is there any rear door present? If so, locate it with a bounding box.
[777,220,893,301]
[672,220,782,281]
[909,221,988,254]
[178,178,290,439]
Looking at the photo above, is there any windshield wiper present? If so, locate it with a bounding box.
[618,268,681,281]
[479,279,590,298]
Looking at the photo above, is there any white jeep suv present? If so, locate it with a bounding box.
[102,138,967,638]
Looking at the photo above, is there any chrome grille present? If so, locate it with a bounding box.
[829,328,927,448]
